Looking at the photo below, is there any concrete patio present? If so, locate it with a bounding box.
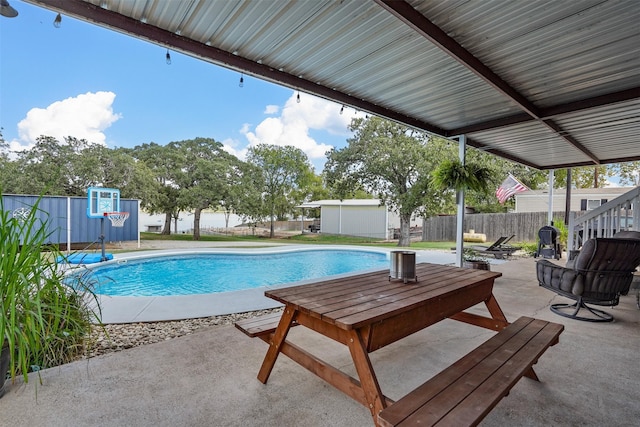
[2,257,638,426]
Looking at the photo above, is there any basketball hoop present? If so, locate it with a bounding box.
[105,212,129,227]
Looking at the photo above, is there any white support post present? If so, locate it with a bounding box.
[66,197,71,253]
[567,211,576,252]
[548,170,554,225]
[137,199,141,249]
[455,136,466,268]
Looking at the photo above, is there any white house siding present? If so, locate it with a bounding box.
[515,188,633,213]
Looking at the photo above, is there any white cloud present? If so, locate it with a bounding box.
[13,91,121,149]
[220,137,247,161]
[239,123,251,134]
[288,92,355,136]
[264,105,279,114]
[242,92,356,163]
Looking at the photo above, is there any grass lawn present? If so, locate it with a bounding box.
[139,231,456,251]
[138,231,537,255]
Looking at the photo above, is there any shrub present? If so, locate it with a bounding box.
[1,194,102,388]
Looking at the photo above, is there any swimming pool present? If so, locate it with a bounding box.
[85,249,389,297]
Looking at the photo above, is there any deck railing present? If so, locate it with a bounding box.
[568,186,640,251]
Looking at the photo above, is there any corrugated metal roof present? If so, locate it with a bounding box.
[299,199,382,208]
[24,0,640,170]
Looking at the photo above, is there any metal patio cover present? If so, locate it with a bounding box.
[25,0,640,170]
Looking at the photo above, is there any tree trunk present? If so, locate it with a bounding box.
[193,207,202,240]
[397,213,412,247]
[269,213,275,238]
[161,212,171,235]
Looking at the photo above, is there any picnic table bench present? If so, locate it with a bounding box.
[235,311,297,340]
[235,264,564,427]
[377,316,563,427]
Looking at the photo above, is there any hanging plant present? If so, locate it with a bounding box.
[431,159,492,193]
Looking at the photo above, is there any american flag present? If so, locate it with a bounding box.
[495,174,529,204]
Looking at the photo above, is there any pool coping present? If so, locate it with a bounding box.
[87,245,499,323]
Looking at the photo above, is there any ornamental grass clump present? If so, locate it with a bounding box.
[1,195,102,395]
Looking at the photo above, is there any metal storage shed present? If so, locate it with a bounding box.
[298,199,421,240]
[1,194,139,250]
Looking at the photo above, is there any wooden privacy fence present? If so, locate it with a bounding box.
[422,211,567,242]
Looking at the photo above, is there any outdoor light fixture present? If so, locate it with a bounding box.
[53,12,62,28]
[296,91,301,103]
[0,0,18,17]
[165,49,171,65]
[340,105,344,115]
[239,74,244,87]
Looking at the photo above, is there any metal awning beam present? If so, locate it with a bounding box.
[27,0,450,138]
[376,0,600,165]
[449,87,640,135]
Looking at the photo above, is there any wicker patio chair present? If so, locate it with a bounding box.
[536,236,640,322]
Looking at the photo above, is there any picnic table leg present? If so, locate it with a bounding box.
[257,306,297,384]
[346,329,386,424]
[484,293,509,329]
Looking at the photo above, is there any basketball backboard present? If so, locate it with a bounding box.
[87,187,120,218]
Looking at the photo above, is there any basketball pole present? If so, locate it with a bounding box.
[100,215,107,262]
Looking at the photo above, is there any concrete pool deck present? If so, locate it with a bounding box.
[93,243,498,323]
[3,256,639,426]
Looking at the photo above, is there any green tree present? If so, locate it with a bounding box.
[129,142,184,234]
[324,117,448,247]
[552,166,614,190]
[168,138,240,240]
[5,136,159,205]
[11,136,100,195]
[99,147,161,210]
[229,161,267,230]
[246,144,315,238]
[611,162,640,187]
[0,129,20,192]
[217,159,263,227]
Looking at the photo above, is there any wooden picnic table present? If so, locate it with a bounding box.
[254,262,509,425]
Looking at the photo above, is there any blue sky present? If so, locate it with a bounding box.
[0,1,361,171]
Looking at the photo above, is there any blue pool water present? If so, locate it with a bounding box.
[87,249,389,297]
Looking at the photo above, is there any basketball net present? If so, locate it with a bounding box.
[105,212,129,227]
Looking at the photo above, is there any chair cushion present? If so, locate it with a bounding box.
[573,239,596,271]
[612,230,640,239]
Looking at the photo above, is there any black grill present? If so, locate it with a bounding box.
[534,225,561,260]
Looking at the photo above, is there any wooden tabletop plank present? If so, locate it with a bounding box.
[266,269,385,301]
[331,279,497,330]
[267,264,496,309]
[265,264,501,330]
[317,269,495,321]
[266,263,472,303]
